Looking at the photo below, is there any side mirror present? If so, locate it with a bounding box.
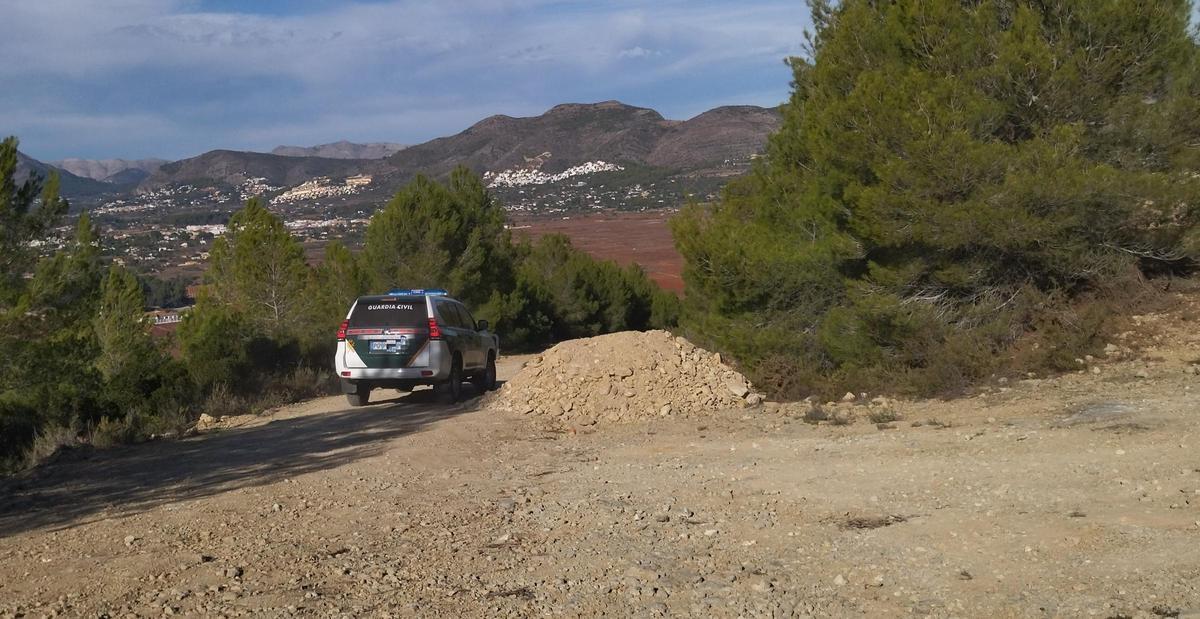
[476,319,489,332]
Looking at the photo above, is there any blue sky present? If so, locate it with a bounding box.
[2,0,811,161]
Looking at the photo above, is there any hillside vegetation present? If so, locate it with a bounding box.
[673,0,1200,398]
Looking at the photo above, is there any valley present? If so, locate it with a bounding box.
[20,101,771,296]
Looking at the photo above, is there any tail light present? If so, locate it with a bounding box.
[428,317,442,340]
[337,320,349,341]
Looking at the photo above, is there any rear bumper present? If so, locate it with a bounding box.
[339,366,448,381]
[335,340,451,383]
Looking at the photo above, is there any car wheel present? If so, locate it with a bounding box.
[346,382,370,407]
[472,354,497,392]
[437,357,463,403]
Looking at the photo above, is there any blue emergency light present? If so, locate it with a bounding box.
[387,288,450,296]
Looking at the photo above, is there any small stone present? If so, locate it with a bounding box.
[1135,370,1149,379]
[703,529,718,537]
[841,392,857,402]
[272,503,282,512]
[659,404,672,416]
[745,393,763,407]
[833,574,846,586]
[654,514,670,523]
[123,535,139,547]
[223,567,243,579]
[1090,366,1102,375]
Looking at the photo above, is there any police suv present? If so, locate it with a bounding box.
[335,289,499,406]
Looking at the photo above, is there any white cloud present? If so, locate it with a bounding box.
[1,0,808,158]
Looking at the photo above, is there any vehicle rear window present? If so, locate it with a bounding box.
[348,297,426,328]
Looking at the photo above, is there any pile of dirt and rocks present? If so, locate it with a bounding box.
[492,330,763,424]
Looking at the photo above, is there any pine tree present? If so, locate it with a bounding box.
[94,265,160,382]
[362,168,513,307]
[206,197,310,337]
[674,0,1200,396]
[0,136,69,308]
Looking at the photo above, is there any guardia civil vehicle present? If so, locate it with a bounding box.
[335,289,499,406]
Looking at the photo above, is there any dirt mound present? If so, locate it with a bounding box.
[492,330,760,424]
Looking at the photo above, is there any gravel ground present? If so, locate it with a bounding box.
[2,300,1200,618]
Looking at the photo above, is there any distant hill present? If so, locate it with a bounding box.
[140,150,380,190]
[52,158,167,183]
[139,101,781,195]
[647,105,781,170]
[271,141,406,159]
[15,151,117,197]
[386,100,780,177]
[387,101,672,176]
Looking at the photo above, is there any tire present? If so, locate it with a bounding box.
[437,356,463,403]
[346,382,370,407]
[472,353,497,393]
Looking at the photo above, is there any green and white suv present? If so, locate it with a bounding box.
[334,289,499,406]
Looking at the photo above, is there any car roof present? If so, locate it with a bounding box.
[355,293,456,303]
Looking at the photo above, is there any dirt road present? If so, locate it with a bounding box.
[2,310,1200,618]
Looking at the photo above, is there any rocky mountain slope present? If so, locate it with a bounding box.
[388,101,780,177]
[271,141,406,159]
[138,101,780,195]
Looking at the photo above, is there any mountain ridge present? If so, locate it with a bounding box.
[127,101,782,198]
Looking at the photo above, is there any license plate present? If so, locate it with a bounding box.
[369,338,405,353]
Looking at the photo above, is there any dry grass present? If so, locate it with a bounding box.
[23,424,77,469]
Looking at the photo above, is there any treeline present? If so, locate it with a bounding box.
[673,0,1200,398]
[0,149,677,472]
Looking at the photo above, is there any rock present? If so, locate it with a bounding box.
[123,535,139,547]
[841,392,857,402]
[727,380,750,399]
[833,574,846,586]
[223,567,243,579]
[745,394,763,407]
[659,404,672,417]
[1134,369,1149,379]
[1090,366,1102,375]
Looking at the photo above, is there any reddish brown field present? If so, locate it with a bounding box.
[511,210,684,293]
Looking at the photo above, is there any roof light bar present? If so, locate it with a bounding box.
[386,288,450,297]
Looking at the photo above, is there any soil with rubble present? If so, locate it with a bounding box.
[2,295,1200,619]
